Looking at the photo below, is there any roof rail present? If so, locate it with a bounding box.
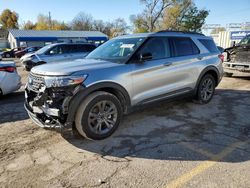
[156,30,205,36]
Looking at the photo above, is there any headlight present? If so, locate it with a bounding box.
[44,74,88,88]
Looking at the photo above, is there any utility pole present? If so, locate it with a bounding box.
[48,11,52,30]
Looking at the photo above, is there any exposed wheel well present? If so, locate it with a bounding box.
[94,87,128,113]
[66,83,131,124]
[205,70,219,86]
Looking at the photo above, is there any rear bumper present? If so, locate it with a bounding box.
[0,73,21,95]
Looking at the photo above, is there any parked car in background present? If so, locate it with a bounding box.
[0,61,21,96]
[1,47,26,58]
[223,34,250,77]
[21,43,96,71]
[15,46,41,58]
[25,31,223,140]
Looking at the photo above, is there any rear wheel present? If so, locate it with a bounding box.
[75,91,123,140]
[194,74,216,104]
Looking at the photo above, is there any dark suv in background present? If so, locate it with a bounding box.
[25,31,223,140]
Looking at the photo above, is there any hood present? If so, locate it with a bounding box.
[20,52,35,61]
[31,59,122,76]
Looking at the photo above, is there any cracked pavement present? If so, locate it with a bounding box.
[0,66,250,188]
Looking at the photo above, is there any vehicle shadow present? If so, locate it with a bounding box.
[63,88,250,163]
[0,91,29,124]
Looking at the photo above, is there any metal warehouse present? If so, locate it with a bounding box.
[8,29,108,48]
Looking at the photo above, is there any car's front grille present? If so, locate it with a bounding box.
[28,73,45,92]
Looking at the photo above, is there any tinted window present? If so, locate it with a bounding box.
[47,45,66,55]
[69,44,95,53]
[139,37,171,60]
[84,45,96,52]
[171,37,200,57]
[199,39,218,53]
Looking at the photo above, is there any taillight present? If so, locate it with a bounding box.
[0,66,16,73]
[218,54,224,62]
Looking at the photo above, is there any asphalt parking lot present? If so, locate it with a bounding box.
[0,63,250,188]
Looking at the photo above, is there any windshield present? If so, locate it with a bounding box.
[86,37,146,63]
[36,44,55,55]
[239,35,250,45]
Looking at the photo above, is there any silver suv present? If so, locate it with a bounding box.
[25,31,223,140]
[21,43,96,71]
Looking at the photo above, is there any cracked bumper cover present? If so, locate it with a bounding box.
[24,102,61,128]
[223,62,250,73]
[24,85,81,128]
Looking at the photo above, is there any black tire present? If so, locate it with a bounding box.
[194,74,216,104]
[75,91,123,140]
[224,72,233,77]
[25,66,31,71]
[5,53,10,58]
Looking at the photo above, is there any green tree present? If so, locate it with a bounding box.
[131,0,174,33]
[162,0,192,30]
[35,14,50,30]
[131,0,209,33]
[71,12,93,30]
[0,9,19,29]
[34,14,70,30]
[180,6,209,32]
[163,0,209,32]
[23,20,36,30]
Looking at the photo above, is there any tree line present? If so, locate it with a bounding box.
[0,0,209,38]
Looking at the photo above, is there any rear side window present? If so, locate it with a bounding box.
[84,45,96,52]
[71,44,96,53]
[199,39,218,53]
[170,37,200,57]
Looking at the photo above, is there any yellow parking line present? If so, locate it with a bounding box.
[180,142,215,158]
[166,141,246,188]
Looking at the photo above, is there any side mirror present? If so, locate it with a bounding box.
[140,52,153,61]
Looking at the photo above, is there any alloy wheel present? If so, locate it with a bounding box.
[88,100,118,135]
[200,78,214,101]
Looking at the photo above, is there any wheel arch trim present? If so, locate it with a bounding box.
[195,65,220,91]
[66,81,131,123]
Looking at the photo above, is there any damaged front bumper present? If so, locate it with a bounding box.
[24,84,81,129]
[223,62,250,74]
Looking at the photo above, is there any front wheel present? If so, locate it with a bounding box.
[5,53,11,58]
[194,74,216,104]
[75,91,123,140]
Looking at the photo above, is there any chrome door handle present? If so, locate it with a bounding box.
[197,56,203,60]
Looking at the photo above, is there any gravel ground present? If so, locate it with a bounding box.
[0,64,250,188]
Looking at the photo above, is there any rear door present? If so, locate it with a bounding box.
[70,44,96,59]
[44,44,70,63]
[131,36,201,105]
